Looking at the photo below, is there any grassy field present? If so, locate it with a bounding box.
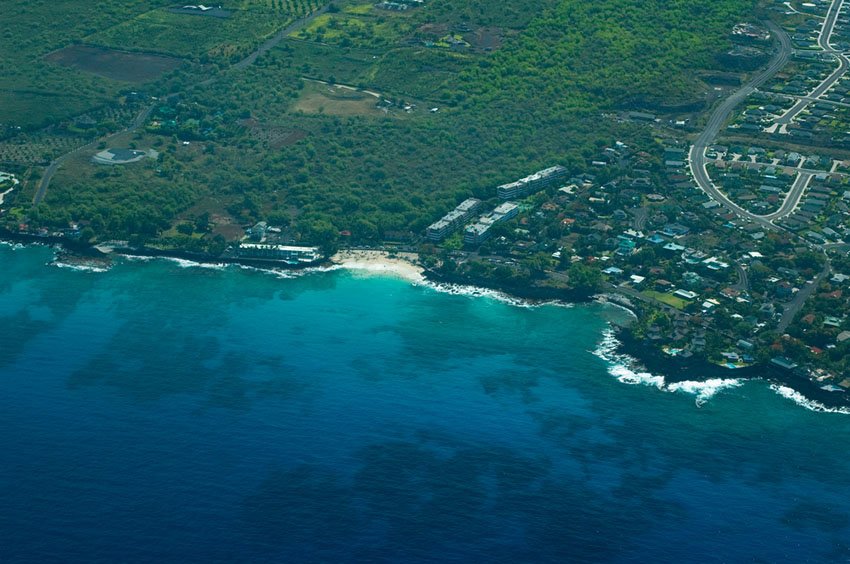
[87,1,328,63]
[45,45,182,83]
[292,81,384,116]
[643,291,690,310]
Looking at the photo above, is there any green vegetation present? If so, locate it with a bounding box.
[4,0,756,244]
[89,1,327,63]
[0,0,174,126]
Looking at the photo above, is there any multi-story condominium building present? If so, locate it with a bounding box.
[497,165,568,200]
[426,198,482,241]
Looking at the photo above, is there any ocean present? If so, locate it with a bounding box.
[2,242,850,563]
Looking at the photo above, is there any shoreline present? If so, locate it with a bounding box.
[329,250,425,283]
[4,234,849,411]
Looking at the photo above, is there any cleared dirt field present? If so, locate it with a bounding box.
[293,83,381,116]
[45,45,182,83]
[467,27,504,51]
[241,119,310,149]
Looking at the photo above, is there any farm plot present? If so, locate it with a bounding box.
[45,45,183,83]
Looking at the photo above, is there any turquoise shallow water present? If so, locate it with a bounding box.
[2,243,850,563]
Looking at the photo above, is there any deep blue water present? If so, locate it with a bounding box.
[3,243,850,563]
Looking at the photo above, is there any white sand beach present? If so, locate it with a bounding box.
[330,250,424,283]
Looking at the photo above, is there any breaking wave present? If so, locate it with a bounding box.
[593,327,742,406]
[422,280,574,309]
[770,385,850,415]
[159,257,229,270]
[51,261,110,273]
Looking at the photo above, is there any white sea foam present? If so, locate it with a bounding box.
[598,300,639,319]
[51,261,110,273]
[770,384,850,415]
[120,254,308,279]
[120,254,156,263]
[421,280,574,309]
[0,241,25,250]
[593,327,740,406]
[159,257,229,270]
[608,362,666,388]
[594,294,639,318]
[667,378,743,406]
[236,264,304,279]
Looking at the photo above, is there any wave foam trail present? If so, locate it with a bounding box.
[236,264,303,279]
[162,257,229,270]
[51,261,110,273]
[770,385,850,415]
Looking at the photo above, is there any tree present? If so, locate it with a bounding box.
[568,263,603,295]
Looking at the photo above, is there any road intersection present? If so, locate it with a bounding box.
[689,1,849,229]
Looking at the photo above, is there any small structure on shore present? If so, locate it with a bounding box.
[234,243,321,264]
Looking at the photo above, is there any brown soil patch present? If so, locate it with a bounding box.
[418,23,449,35]
[467,27,503,51]
[240,119,310,149]
[45,45,182,83]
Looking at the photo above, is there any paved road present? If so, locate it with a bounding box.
[708,157,841,178]
[33,96,160,205]
[778,260,832,332]
[732,264,749,292]
[689,21,793,230]
[630,207,649,231]
[777,0,848,125]
[232,5,329,71]
[763,171,813,220]
[33,6,328,205]
[781,92,850,109]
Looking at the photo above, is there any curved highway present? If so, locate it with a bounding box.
[689,21,792,230]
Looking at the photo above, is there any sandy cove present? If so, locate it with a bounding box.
[330,250,425,283]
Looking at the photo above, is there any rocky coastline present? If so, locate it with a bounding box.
[4,231,848,410]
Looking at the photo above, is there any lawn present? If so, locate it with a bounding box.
[643,290,690,309]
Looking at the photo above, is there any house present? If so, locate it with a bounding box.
[770,357,798,371]
[655,279,673,290]
[824,316,842,328]
[661,224,690,237]
[775,281,794,298]
[617,236,637,256]
[673,289,699,300]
